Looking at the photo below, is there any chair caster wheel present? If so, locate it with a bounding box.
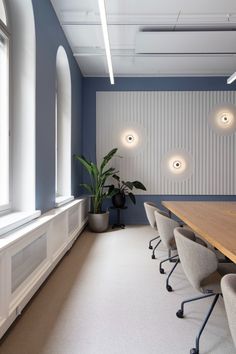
[176,309,184,318]
[149,245,153,249]
[166,285,173,292]
[151,254,156,259]
[190,348,198,354]
[160,268,165,274]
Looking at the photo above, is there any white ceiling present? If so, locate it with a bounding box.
[50,0,236,78]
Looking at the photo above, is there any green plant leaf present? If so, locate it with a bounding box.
[112,174,120,181]
[107,188,118,198]
[75,155,92,175]
[123,181,133,190]
[107,185,114,194]
[101,167,117,177]
[132,181,146,190]
[100,148,118,172]
[80,184,93,194]
[90,162,99,180]
[128,192,136,204]
[75,149,118,213]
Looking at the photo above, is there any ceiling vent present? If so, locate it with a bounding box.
[135,31,236,54]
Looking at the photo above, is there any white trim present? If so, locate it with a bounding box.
[55,195,74,208]
[0,211,41,237]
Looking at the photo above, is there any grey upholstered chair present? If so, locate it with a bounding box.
[174,227,236,354]
[144,202,168,259]
[221,274,236,349]
[154,210,205,292]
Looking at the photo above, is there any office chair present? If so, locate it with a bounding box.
[154,211,206,292]
[221,274,236,349]
[144,202,168,259]
[174,227,236,354]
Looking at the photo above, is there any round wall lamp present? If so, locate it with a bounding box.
[208,103,236,136]
[161,149,193,181]
[172,160,182,170]
[113,122,146,156]
[125,134,135,144]
[121,130,139,148]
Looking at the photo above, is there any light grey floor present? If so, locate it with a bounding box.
[0,225,235,354]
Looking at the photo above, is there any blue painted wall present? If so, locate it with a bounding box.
[82,77,236,224]
[32,0,83,212]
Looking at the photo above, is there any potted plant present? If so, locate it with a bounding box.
[110,174,146,208]
[75,148,118,232]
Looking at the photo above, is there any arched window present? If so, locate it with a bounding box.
[0,0,38,235]
[0,0,9,211]
[55,46,73,206]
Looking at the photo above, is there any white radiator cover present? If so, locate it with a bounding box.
[0,198,88,338]
[11,234,47,293]
[96,91,236,195]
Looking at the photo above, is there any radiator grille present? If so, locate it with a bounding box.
[11,234,47,293]
[68,207,79,236]
[81,199,89,222]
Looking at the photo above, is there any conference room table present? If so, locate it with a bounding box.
[162,201,236,263]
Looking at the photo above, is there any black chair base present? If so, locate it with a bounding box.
[151,239,161,259]
[148,235,159,250]
[166,257,179,292]
[159,254,178,274]
[176,292,220,354]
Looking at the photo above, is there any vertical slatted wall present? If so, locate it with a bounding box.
[96,91,236,195]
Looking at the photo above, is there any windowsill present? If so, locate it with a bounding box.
[55,195,74,208]
[0,210,41,237]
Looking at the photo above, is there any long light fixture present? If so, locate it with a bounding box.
[98,0,114,85]
[227,72,236,84]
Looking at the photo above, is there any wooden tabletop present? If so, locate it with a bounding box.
[162,201,236,263]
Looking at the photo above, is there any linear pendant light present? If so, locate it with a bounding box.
[227,72,236,84]
[98,0,114,85]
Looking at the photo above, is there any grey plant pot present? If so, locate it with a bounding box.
[88,211,109,233]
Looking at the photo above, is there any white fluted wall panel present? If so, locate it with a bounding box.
[96,91,236,195]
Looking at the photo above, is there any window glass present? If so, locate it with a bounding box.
[55,46,72,200]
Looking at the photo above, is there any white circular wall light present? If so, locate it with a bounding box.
[113,122,145,156]
[162,149,192,181]
[121,130,139,148]
[208,103,236,135]
[172,160,182,170]
[125,134,135,144]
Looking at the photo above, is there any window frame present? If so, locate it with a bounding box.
[55,46,73,207]
[0,11,11,214]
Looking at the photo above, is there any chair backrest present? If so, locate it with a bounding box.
[221,274,236,349]
[154,210,180,249]
[174,227,218,292]
[144,202,160,229]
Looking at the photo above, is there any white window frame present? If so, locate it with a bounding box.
[0,0,40,237]
[55,46,74,207]
[0,7,10,214]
